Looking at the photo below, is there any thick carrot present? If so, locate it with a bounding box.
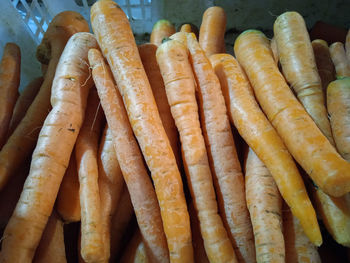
[270,37,279,65]
[120,230,149,263]
[329,42,350,78]
[138,43,181,168]
[210,52,321,246]
[234,29,350,197]
[245,147,284,263]
[7,77,43,135]
[187,34,254,263]
[346,30,350,63]
[0,32,98,263]
[283,204,321,263]
[312,39,336,99]
[98,124,124,261]
[0,11,89,191]
[76,87,105,262]
[0,43,21,148]
[157,39,237,263]
[88,48,169,263]
[56,154,80,222]
[91,1,192,261]
[33,211,67,263]
[150,19,176,46]
[274,11,334,144]
[199,6,226,57]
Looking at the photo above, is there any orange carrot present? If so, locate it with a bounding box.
[245,147,284,263]
[56,154,80,223]
[0,43,21,148]
[210,52,321,246]
[98,124,124,260]
[274,11,334,145]
[138,43,181,169]
[7,77,43,136]
[88,48,169,263]
[91,1,192,261]
[329,42,350,78]
[0,32,98,263]
[76,87,105,262]
[234,29,350,198]
[346,29,350,63]
[199,6,226,57]
[0,11,89,191]
[270,37,279,65]
[187,34,254,263]
[312,39,336,100]
[120,229,149,263]
[180,23,199,38]
[157,39,237,263]
[150,19,176,46]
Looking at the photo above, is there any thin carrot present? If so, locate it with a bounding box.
[234,29,350,198]
[210,52,321,246]
[274,11,334,145]
[187,34,254,263]
[270,37,279,65]
[150,19,176,46]
[0,32,98,263]
[88,48,169,263]
[138,43,181,169]
[7,77,43,136]
[91,1,192,261]
[346,29,350,63]
[283,203,321,263]
[157,39,237,263]
[33,211,67,263]
[199,6,226,57]
[329,42,350,78]
[244,147,284,263]
[56,154,80,223]
[76,87,105,262]
[0,43,21,148]
[180,23,199,38]
[98,124,124,261]
[120,229,149,263]
[0,11,89,191]
[312,39,336,99]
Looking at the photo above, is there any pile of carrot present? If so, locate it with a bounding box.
[0,1,350,262]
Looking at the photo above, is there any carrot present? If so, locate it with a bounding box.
[234,29,350,197]
[312,39,336,99]
[210,52,321,246]
[283,203,321,263]
[0,32,98,263]
[0,11,89,191]
[138,43,181,168]
[33,211,67,263]
[76,87,105,262]
[346,29,350,63]
[120,229,149,263]
[7,77,43,136]
[56,154,80,222]
[199,6,226,57]
[0,43,21,148]
[98,124,124,261]
[244,147,284,263]
[150,19,176,46]
[270,37,279,65]
[110,186,134,262]
[329,42,350,78]
[91,1,192,261]
[157,39,237,263]
[274,11,334,145]
[88,48,169,263]
[181,24,192,33]
[187,34,254,263]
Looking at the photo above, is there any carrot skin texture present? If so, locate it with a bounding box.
[270,37,279,65]
[187,34,254,263]
[234,29,350,198]
[90,1,192,261]
[245,148,284,263]
[199,6,226,57]
[274,11,334,145]
[329,42,350,78]
[157,39,237,263]
[120,230,149,263]
[150,19,176,46]
[88,48,169,263]
[180,24,192,33]
[0,32,97,263]
[210,52,321,246]
[0,43,21,148]
[0,11,89,191]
